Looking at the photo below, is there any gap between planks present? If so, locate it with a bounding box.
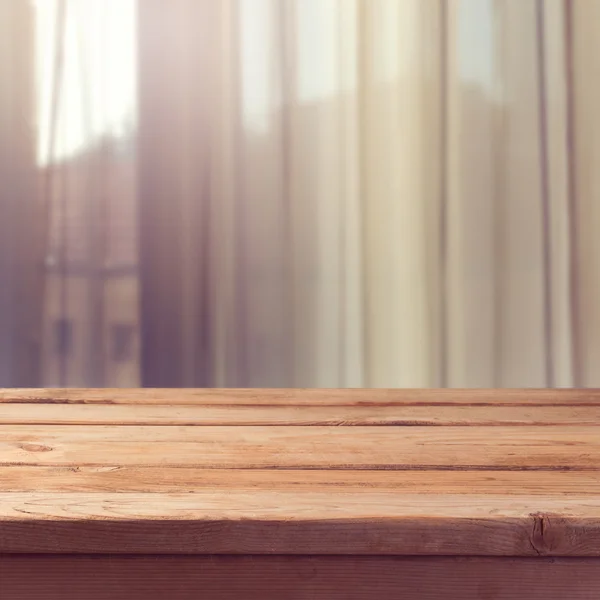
[2,388,600,406]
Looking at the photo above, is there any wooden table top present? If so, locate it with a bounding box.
[1,388,600,556]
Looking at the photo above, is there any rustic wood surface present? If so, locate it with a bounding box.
[1,402,600,425]
[1,424,600,468]
[0,389,599,555]
[2,556,600,600]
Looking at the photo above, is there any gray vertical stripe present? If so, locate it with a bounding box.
[278,0,295,387]
[439,0,449,388]
[563,0,581,386]
[356,0,370,387]
[491,0,505,388]
[535,0,556,387]
[233,0,248,387]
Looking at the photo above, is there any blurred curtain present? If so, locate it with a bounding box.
[0,1,43,386]
[137,0,599,387]
[3,0,600,388]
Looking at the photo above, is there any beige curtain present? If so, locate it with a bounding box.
[137,0,600,388]
[4,0,600,387]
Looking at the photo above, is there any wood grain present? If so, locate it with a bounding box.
[0,490,599,554]
[0,388,599,556]
[2,555,600,600]
[1,402,600,425]
[1,424,599,469]
[1,466,599,494]
[3,387,600,405]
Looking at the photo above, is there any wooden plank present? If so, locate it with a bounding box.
[1,402,600,425]
[2,555,600,600]
[3,388,600,405]
[0,490,600,554]
[0,424,599,469]
[2,466,600,494]
[4,489,600,522]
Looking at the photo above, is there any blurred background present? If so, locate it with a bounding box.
[0,0,598,388]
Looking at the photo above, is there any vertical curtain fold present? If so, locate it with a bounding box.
[570,0,600,386]
[138,0,213,386]
[0,1,43,387]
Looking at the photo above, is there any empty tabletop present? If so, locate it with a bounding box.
[0,388,599,556]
